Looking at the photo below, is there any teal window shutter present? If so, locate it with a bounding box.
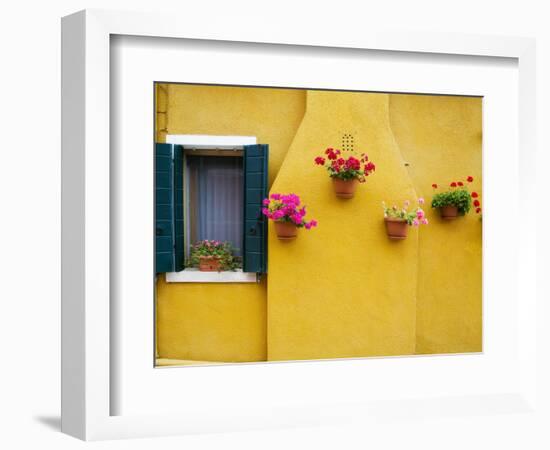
[155,143,185,273]
[242,144,269,273]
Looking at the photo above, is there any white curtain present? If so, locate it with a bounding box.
[187,155,243,255]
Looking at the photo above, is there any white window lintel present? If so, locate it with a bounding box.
[166,134,257,149]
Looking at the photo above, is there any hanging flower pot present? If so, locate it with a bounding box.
[198,255,222,272]
[384,217,409,240]
[332,178,359,199]
[262,193,317,241]
[439,205,459,220]
[430,177,482,220]
[274,221,298,240]
[382,199,429,240]
[314,148,376,199]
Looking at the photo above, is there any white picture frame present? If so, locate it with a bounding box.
[61,9,538,441]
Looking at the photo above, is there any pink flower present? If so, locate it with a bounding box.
[304,220,317,230]
[412,219,419,226]
[416,209,424,219]
[272,210,284,220]
[270,193,281,200]
[421,218,429,225]
[261,207,270,216]
[314,156,325,165]
[418,197,425,205]
[262,198,270,206]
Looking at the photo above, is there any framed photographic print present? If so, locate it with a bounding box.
[62,9,539,441]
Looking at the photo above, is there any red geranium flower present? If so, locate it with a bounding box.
[314,156,325,165]
[432,183,438,189]
[476,207,481,214]
[450,182,457,187]
[471,192,479,198]
[365,161,375,172]
[473,199,480,207]
[457,181,464,186]
[467,176,474,182]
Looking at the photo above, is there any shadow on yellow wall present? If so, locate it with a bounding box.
[155,84,482,364]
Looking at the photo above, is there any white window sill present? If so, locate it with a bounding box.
[165,268,257,283]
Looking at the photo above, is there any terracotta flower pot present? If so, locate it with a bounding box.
[332,177,359,199]
[198,256,222,272]
[274,221,298,240]
[384,217,409,240]
[439,205,459,220]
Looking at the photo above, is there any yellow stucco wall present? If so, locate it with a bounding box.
[389,94,483,354]
[155,84,306,362]
[267,91,419,360]
[157,276,268,362]
[155,84,482,363]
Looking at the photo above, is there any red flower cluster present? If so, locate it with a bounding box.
[432,176,474,190]
[325,148,340,160]
[472,193,482,213]
[314,148,376,182]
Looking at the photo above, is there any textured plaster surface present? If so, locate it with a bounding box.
[155,84,482,362]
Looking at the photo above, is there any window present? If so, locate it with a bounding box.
[155,139,268,277]
[185,152,244,260]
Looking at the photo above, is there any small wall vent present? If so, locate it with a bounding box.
[341,133,355,152]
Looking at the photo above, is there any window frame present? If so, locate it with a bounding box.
[165,135,258,282]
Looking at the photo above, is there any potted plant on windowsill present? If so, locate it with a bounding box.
[189,240,239,272]
[314,148,376,199]
[431,176,481,220]
[262,193,317,240]
[382,198,429,240]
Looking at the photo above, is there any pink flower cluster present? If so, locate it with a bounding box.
[412,206,429,226]
[198,239,221,247]
[262,193,318,229]
[382,198,429,227]
[314,148,375,182]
